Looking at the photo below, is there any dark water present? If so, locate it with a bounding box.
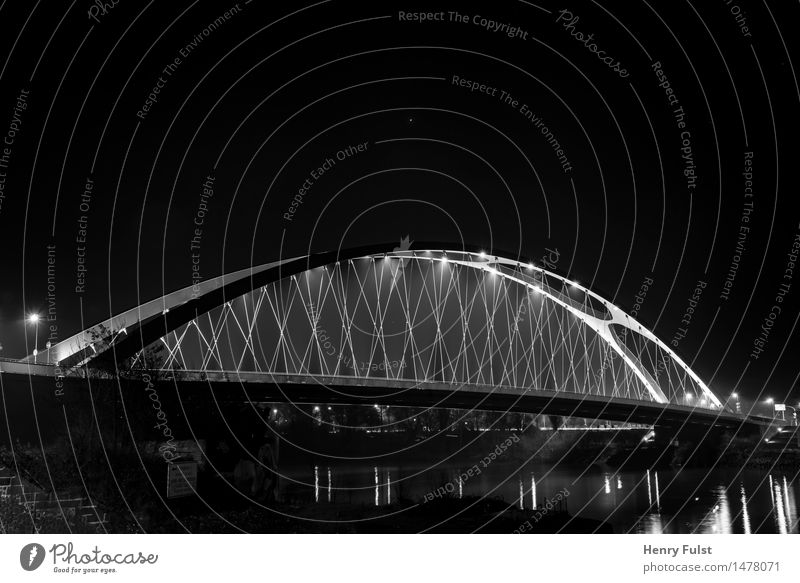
[276,459,799,533]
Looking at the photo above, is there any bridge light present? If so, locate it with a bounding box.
[685,394,694,401]
[527,263,534,269]
[479,251,486,258]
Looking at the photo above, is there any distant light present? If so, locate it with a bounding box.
[766,397,774,404]
[731,393,738,399]
[313,406,320,413]
[327,406,332,410]
[272,408,278,414]
[527,263,534,269]
[479,251,486,258]
[28,314,39,323]
[686,394,694,401]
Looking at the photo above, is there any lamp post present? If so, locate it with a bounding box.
[731,393,741,414]
[764,397,774,418]
[28,314,40,364]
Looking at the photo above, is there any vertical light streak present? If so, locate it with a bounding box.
[740,485,751,534]
[314,465,319,503]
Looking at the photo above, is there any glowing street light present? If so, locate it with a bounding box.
[27,313,41,363]
[731,393,741,414]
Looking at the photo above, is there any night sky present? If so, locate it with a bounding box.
[0,0,798,404]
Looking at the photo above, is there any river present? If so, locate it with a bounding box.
[274,459,798,533]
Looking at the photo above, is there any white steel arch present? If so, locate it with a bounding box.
[129,249,723,410]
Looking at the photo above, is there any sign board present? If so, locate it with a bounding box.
[167,462,198,499]
[774,404,786,412]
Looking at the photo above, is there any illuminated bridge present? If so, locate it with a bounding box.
[17,244,768,432]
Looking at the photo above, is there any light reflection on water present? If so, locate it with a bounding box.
[279,461,799,533]
[741,485,751,534]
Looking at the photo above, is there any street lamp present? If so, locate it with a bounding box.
[731,393,741,414]
[27,314,40,363]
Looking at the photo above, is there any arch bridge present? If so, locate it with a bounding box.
[31,244,755,431]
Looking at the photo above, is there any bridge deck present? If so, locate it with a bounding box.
[167,370,767,432]
[0,361,774,433]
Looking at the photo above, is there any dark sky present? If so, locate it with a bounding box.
[0,0,798,404]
